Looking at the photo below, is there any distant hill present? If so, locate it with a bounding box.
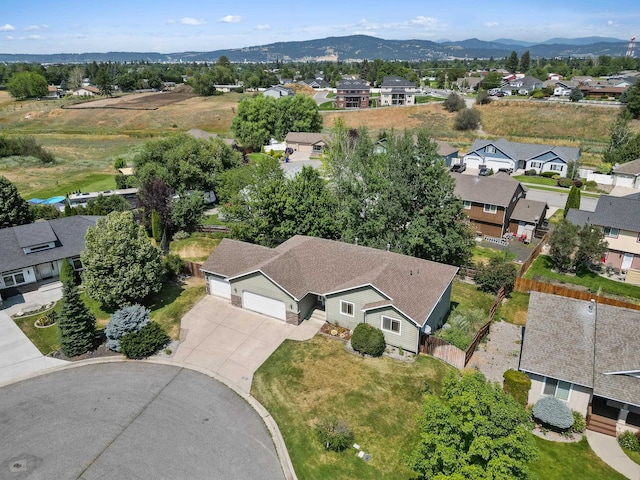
[0,35,632,64]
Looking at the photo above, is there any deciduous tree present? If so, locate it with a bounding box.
[6,71,48,99]
[549,220,578,271]
[569,86,583,102]
[443,92,466,112]
[575,224,607,269]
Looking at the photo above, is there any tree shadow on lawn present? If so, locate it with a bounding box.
[143,281,185,313]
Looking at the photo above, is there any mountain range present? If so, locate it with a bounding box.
[0,35,632,64]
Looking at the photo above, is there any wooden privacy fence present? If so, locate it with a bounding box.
[516,232,549,278]
[183,261,204,278]
[197,225,230,234]
[514,277,640,310]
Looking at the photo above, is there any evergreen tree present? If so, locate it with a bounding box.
[569,86,583,102]
[58,258,77,286]
[0,176,33,228]
[519,50,531,73]
[151,209,162,242]
[506,51,519,73]
[58,281,96,357]
[563,186,581,217]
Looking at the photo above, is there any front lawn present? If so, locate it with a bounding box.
[496,291,530,325]
[12,304,61,355]
[514,175,557,186]
[252,335,452,480]
[524,255,640,300]
[530,436,627,480]
[415,95,445,103]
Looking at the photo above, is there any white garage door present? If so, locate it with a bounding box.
[209,276,231,299]
[464,156,482,169]
[242,291,287,320]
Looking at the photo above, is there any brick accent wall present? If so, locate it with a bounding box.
[286,310,301,325]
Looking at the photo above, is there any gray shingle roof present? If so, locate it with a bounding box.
[336,79,369,89]
[204,236,458,326]
[613,159,640,176]
[510,199,548,223]
[452,173,522,207]
[467,138,580,163]
[0,216,99,274]
[566,195,640,232]
[520,292,640,408]
[284,132,327,145]
[381,76,415,88]
[13,222,57,248]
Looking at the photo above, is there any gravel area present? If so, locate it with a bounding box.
[467,321,523,384]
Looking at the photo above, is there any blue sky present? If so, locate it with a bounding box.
[1,0,639,54]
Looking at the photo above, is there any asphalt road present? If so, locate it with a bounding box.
[0,363,284,480]
[525,188,598,212]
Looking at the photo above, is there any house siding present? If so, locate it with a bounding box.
[0,267,37,289]
[465,203,506,237]
[604,229,640,257]
[325,286,387,330]
[298,292,319,322]
[527,373,592,415]
[425,282,452,333]
[230,271,296,313]
[365,306,420,353]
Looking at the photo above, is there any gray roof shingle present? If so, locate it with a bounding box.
[0,216,99,274]
[284,132,327,145]
[467,138,580,163]
[613,159,640,176]
[452,173,522,207]
[510,199,548,223]
[566,195,640,232]
[13,222,57,248]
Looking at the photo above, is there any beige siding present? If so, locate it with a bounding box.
[325,286,387,330]
[527,373,592,415]
[606,229,640,256]
[230,272,296,310]
[365,306,420,353]
[425,282,452,332]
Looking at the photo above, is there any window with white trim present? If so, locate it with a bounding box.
[604,227,619,238]
[530,161,543,169]
[381,316,401,334]
[543,378,571,401]
[340,300,354,317]
[483,204,498,214]
[463,200,472,210]
[549,164,564,171]
[486,145,495,153]
[2,271,26,287]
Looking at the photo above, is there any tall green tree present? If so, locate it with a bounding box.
[549,220,579,271]
[569,86,583,102]
[0,176,33,228]
[170,192,205,233]
[506,51,519,73]
[603,114,640,164]
[6,71,48,99]
[81,211,164,309]
[519,50,531,73]
[94,64,114,97]
[623,81,640,119]
[408,370,538,480]
[151,209,162,242]
[57,281,96,357]
[575,224,607,269]
[443,92,466,112]
[563,186,581,217]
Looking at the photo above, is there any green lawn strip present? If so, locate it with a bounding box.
[522,184,600,197]
[169,233,222,262]
[416,96,445,103]
[547,209,564,224]
[496,291,530,326]
[524,255,640,300]
[451,280,495,312]
[319,101,339,110]
[530,436,628,480]
[25,173,117,199]
[252,335,452,480]
[201,214,228,226]
[472,246,516,265]
[514,175,557,186]
[247,152,272,162]
[622,447,640,466]
[12,304,61,355]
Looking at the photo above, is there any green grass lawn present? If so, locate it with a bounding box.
[201,214,227,226]
[416,95,445,103]
[12,304,61,355]
[530,436,627,480]
[247,152,273,162]
[169,232,222,262]
[623,447,640,466]
[472,246,517,265]
[524,255,640,300]
[514,175,558,186]
[548,209,564,224]
[319,101,338,110]
[252,335,452,480]
[496,291,530,325]
[24,172,117,199]
[450,279,495,312]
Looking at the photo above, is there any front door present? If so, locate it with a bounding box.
[621,253,634,271]
[38,262,53,279]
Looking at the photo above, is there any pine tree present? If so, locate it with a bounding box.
[58,282,96,357]
[0,176,33,228]
[58,258,77,286]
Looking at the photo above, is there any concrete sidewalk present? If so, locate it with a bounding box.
[586,430,640,480]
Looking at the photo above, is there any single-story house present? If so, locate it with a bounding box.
[72,86,100,96]
[579,85,628,99]
[0,216,98,292]
[612,159,640,190]
[463,138,580,177]
[68,188,139,209]
[299,78,330,89]
[455,76,483,92]
[201,236,458,354]
[263,85,294,99]
[502,75,543,95]
[520,292,640,436]
[283,132,327,157]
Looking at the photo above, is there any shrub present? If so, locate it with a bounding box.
[532,90,545,99]
[151,210,162,242]
[526,169,537,176]
[351,323,386,357]
[315,416,354,452]
[105,304,150,352]
[532,396,574,430]
[571,410,586,433]
[556,178,574,188]
[436,325,472,350]
[454,108,481,131]
[172,230,190,241]
[163,253,185,278]
[120,321,169,359]
[59,258,77,286]
[503,369,531,407]
[618,430,640,452]
[573,179,583,188]
[474,256,517,293]
[113,157,127,170]
[541,171,557,178]
[585,180,598,189]
[443,92,466,112]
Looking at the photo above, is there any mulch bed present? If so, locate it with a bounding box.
[319,322,352,341]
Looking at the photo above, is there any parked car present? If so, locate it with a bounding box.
[478,166,489,176]
[497,167,514,175]
[495,92,505,97]
[450,163,466,173]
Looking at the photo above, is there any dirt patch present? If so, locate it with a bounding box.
[64,87,197,110]
[467,321,523,384]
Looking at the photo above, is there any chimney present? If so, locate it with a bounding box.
[588,299,595,314]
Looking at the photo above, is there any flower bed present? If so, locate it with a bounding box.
[320,322,352,341]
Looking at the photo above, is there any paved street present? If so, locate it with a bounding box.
[524,188,597,211]
[0,363,285,480]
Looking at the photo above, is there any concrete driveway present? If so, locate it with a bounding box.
[0,363,285,480]
[174,296,323,393]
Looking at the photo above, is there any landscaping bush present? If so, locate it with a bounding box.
[526,169,537,176]
[163,253,185,279]
[532,396,574,430]
[571,410,586,433]
[503,369,531,407]
[443,92,466,112]
[120,321,169,359]
[113,157,127,170]
[585,180,598,189]
[541,171,557,178]
[350,323,385,357]
[436,326,471,350]
[573,179,583,188]
[315,416,354,452]
[105,304,150,352]
[474,256,517,293]
[556,178,574,188]
[618,430,640,452]
[454,108,481,131]
[59,258,77,286]
[172,230,190,241]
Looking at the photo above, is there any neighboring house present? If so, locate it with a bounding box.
[213,84,243,92]
[566,194,640,274]
[520,292,640,436]
[502,75,543,95]
[375,136,459,167]
[463,138,580,177]
[578,85,628,99]
[27,196,67,212]
[201,236,458,354]
[507,198,549,240]
[45,85,60,99]
[299,78,330,89]
[453,173,535,238]
[455,76,482,92]
[379,76,418,106]
[612,159,640,190]
[263,85,294,99]
[68,188,139,209]
[72,86,100,96]
[0,216,98,291]
[335,79,370,109]
[550,80,578,96]
[284,132,327,157]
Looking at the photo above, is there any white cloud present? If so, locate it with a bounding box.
[410,16,438,27]
[24,25,48,31]
[607,20,621,27]
[353,30,377,36]
[0,24,16,32]
[219,15,242,23]
[5,35,14,40]
[483,21,499,28]
[23,35,45,40]
[181,17,206,26]
[256,24,271,31]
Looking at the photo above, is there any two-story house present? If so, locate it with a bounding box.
[502,74,543,95]
[379,76,418,106]
[335,79,370,109]
[463,138,581,177]
[567,193,640,277]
